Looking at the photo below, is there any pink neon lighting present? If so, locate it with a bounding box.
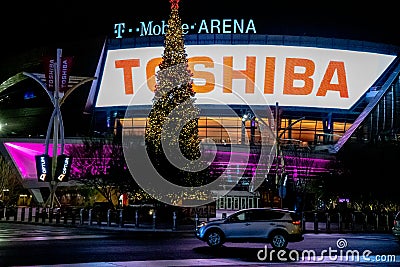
[4,142,333,181]
[5,142,66,180]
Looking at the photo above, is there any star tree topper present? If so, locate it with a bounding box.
[170,0,179,9]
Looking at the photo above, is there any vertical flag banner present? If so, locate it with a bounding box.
[43,57,56,91]
[59,57,73,92]
[43,56,74,92]
[35,154,52,182]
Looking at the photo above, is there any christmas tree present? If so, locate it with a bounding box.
[145,0,202,187]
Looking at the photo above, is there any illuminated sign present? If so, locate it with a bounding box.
[95,45,395,109]
[35,154,51,182]
[55,154,72,182]
[113,19,256,38]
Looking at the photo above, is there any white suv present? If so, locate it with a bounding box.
[195,207,304,249]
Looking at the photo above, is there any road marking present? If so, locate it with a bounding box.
[18,258,272,267]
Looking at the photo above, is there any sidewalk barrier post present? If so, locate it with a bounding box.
[28,207,33,222]
[172,211,177,231]
[13,207,18,221]
[326,212,330,233]
[5,207,10,221]
[195,213,199,229]
[351,213,355,232]
[35,208,40,223]
[21,207,26,222]
[119,209,124,228]
[48,208,53,223]
[152,210,156,229]
[80,208,84,225]
[135,210,139,228]
[96,210,101,225]
[88,209,93,226]
[385,214,389,231]
[55,208,60,224]
[313,212,318,234]
[363,213,368,231]
[338,213,342,233]
[41,208,46,223]
[301,212,306,232]
[63,209,68,224]
[97,213,101,225]
[71,210,76,225]
[375,213,379,231]
[107,209,112,227]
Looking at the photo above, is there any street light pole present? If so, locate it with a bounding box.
[49,48,62,208]
[275,102,305,208]
[23,48,96,208]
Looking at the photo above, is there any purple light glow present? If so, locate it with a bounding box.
[207,149,333,179]
[5,142,334,181]
[5,142,70,180]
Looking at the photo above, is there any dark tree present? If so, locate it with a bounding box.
[69,137,151,208]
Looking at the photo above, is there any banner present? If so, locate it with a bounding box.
[35,154,52,182]
[43,56,74,92]
[96,45,395,109]
[55,154,72,182]
[43,57,56,91]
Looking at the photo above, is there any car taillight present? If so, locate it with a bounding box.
[292,220,301,225]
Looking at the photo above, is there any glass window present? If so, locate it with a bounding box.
[229,210,246,222]
[226,197,232,209]
[198,128,207,139]
[315,120,324,131]
[233,197,240,209]
[248,209,285,221]
[300,120,316,131]
[221,117,239,127]
[206,118,222,127]
[248,210,268,221]
[120,118,133,127]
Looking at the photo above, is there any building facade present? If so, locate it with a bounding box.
[1,32,400,210]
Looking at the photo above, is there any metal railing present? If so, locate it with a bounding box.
[0,206,194,231]
[1,207,396,234]
[301,210,394,233]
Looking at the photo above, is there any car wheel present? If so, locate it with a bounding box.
[206,230,224,247]
[270,231,288,249]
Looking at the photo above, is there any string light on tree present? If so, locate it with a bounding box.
[145,0,202,189]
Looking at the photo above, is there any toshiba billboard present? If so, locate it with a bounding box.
[96,45,395,109]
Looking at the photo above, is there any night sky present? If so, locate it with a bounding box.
[1,0,399,59]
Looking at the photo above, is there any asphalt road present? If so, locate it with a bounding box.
[0,222,399,266]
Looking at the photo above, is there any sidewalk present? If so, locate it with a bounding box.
[1,205,225,235]
[0,216,198,237]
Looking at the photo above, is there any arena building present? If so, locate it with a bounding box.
[1,18,400,210]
